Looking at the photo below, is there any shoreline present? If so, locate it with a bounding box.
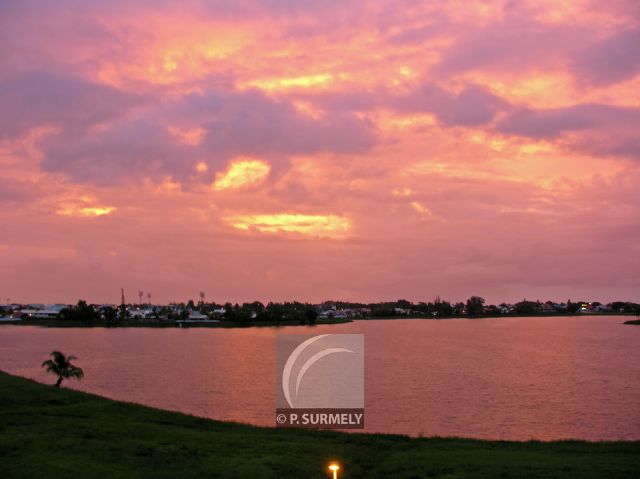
[1,312,637,328]
[1,370,639,478]
[0,318,353,328]
[365,312,639,321]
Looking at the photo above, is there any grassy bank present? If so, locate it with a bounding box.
[1,372,639,478]
[0,318,351,328]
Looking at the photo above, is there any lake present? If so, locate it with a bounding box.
[1,316,639,440]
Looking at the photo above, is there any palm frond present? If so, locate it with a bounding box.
[68,366,84,379]
[41,350,84,384]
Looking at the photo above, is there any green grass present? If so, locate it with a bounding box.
[624,319,640,325]
[0,372,639,478]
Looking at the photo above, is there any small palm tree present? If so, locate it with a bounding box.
[41,351,84,388]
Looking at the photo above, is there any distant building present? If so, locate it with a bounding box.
[188,311,208,320]
[18,304,67,319]
[540,303,556,313]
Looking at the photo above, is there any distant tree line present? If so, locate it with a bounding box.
[51,300,319,325]
[210,301,318,325]
[358,297,640,318]
[8,297,640,323]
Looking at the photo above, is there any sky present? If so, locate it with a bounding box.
[1,0,639,305]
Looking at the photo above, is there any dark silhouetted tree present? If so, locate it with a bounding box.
[305,306,318,325]
[466,296,485,316]
[41,351,84,388]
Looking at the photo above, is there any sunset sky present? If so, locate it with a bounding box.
[1,0,639,305]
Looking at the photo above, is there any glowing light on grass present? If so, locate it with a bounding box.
[225,214,351,238]
[328,463,340,479]
[213,159,270,190]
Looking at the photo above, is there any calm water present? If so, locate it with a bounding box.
[1,316,639,440]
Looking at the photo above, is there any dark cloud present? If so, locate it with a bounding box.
[38,86,377,183]
[300,82,506,127]
[433,16,583,76]
[384,11,450,45]
[577,135,640,161]
[433,21,566,77]
[198,0,355,17]
[395,83,507,126]
[497,104,640,160]
[497,104,640,138]
[293,89,385,113]
[585,0,640,22]
[0,179,36,205]
[41,119,194,184]
[0,71,144,140]
[196,89,376,156]
[0,0,357,21]
[433,6,639,87]
[571,28,640,86]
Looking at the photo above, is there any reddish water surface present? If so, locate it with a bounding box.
[1,316,639,440]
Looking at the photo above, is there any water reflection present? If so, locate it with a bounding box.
[0,316,638,440]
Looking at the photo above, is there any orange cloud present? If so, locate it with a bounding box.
[168,127,206,146]
[213,159,271,191]
[243,73,336,92]
[410,201,433,217]
[58,206,116,217]
[224,213,351,238]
